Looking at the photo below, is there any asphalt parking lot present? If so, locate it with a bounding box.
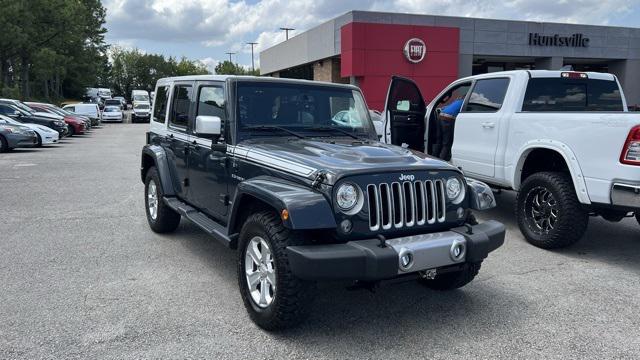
[1,123,639,359]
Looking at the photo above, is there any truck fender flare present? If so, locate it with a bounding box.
[230,177,337,230]
[511,140,591,204]
[141,144,176,196]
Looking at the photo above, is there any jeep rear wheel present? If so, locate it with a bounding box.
[419,261,482,290]
[144,167,181,233]
[516,172,588,249]
[238,211,315,330]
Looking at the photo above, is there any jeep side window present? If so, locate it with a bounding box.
[197,86,225,120]
[464,78,509,113]
[153,86,169,123]
[169,84,192,129]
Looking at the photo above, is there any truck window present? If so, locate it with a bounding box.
[522,78,623,112]
[169,85,192,129]
[153,86,169,123]
[464,78,509,113]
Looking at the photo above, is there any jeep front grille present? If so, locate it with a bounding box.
[367,180,446,231]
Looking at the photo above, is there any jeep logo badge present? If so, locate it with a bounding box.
[403,38,426,63]
[399,174,415,181]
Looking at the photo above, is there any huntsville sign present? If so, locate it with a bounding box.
[529,33,590,47]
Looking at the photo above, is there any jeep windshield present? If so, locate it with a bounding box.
[237,81,376,140]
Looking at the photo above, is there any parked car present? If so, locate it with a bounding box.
[379,71,640,248]
[0,104,68,138]
[131,102,151,123]
[141,75,505,330]
[113,96,126,109]
[62,103,101,126]
[104,98,123,110]
[0,121,38,152]
[26,102,87,136]
[0,115,58,146]
[102,105,123,122]
[0,98,64,122]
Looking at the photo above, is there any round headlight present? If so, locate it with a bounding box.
[336,183,359,211]
[446,177,465,204]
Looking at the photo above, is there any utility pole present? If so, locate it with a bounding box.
[246,42,258,73]
[279,27,295,40]
[225,52,236,63]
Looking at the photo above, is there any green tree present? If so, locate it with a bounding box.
[214,60,258,75]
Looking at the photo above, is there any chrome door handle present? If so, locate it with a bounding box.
[481,122,495,128]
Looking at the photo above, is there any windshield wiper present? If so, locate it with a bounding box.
[308,126,367,141]
[243,125,306,139]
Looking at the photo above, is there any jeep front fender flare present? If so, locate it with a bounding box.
[511,140,591,204]
[141,144,176,196]
[231,177,337,230]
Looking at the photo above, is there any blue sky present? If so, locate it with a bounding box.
[102,0,640,73]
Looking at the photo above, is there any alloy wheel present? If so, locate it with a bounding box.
[244,236,276,308]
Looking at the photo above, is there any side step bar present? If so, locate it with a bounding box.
[163,197,237,248]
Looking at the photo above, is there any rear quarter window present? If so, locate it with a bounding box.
[522,78,623,112]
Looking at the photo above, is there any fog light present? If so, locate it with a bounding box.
[398,248,414,271]
[456,207,465,219]
[450,239,466,261]
[339,219,353,234]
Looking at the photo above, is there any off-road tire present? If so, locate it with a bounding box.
[238,211,316,331]
[144,166,180,233]
[35,133,42,147]
[420,261,482,290]
[516,172,588,249]
[0,135,7,152]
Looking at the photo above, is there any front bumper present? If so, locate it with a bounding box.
[611,182,640,209]
[287,220,505,281]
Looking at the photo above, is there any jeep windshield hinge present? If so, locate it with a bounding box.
[311,170,328,188]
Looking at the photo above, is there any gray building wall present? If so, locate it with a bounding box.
[260,10,640,105]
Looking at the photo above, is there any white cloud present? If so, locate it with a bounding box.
[198,57,220,73]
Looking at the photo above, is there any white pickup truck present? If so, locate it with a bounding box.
[380,70,640,249]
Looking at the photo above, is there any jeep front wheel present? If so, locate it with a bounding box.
[144,167,181,233]
[516,172,588,249]
[419,261,482,290]
[238,211,315,330]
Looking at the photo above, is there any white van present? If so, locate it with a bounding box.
[131,90,151,123]
[62,103,102,126]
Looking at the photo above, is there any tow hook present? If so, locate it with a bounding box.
[420,269,437,280]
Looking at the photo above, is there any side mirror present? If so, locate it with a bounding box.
[195,115,221,140]
[13,111,21,117]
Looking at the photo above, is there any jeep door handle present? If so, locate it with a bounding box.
[481,122,495,128]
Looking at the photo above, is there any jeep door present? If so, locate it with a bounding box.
[164,82,194,199]
[451,77,510,178]
[381,76,427,153]
[186,81,229,219]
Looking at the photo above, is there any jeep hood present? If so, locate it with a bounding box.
[235,138,457,184]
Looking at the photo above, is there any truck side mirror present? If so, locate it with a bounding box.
[195,115,222,140]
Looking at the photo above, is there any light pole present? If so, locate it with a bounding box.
[246,42,258,73]
[279,27,295,40]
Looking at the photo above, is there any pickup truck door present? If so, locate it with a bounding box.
[186,82,229,219]
[164,82,194,199]
[452,77,510,178]
[381,76,427,153]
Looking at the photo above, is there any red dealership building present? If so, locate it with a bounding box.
[260,11,640,109]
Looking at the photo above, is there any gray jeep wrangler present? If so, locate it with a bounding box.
[141,75,505,330]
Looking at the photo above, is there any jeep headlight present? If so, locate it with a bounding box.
[446,177,465,204]
[336,183,359,211]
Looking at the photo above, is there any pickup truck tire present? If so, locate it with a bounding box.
[144,167,181,233]
[516,172,588,249]
[238,211,316,330]
[419,261,481,290]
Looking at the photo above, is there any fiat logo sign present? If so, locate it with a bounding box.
[403,38,426,63]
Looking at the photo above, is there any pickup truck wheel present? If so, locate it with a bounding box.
[238,211,316,330]
[419,262,481,290]
[517,172,588,249]
[144,167,181,233]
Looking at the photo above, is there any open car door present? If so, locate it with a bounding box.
[381,76,427,153]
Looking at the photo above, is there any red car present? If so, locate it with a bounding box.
[26,102,87,136]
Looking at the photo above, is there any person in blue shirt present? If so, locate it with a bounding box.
[435,96,464,161]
